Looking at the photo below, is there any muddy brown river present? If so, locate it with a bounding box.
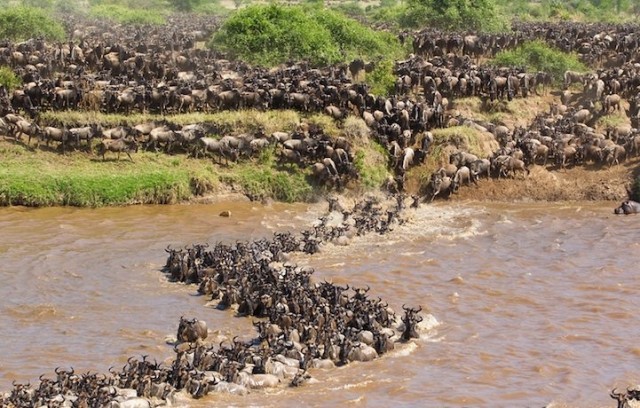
[0,200,638,407]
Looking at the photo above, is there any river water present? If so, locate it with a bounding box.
[0,200,638,407]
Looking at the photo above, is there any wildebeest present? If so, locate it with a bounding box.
[39,125,71,152]
[96,137,138,161]
[176,316,208,343]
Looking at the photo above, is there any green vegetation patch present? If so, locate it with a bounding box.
[209,4,400,67]
[40,110,304,136]
[89,4,166,25]
[353,144,389,190]
[219,161,314,203]
[403,0,508,32]
[0,143,210,207]
[0,6,65,41]
[0,66,22,93]
[496,0,639,23]
[492,40,587,84]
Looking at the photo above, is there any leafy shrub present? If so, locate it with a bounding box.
[0,6,65,41]
[90,4,166,25]
[0,66,21,92]
[209,4,400,67]
[403,0,508,31]
[492,40,587,83]
[367,58,396,97]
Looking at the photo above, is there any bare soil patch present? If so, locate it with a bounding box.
[451,158,639,202]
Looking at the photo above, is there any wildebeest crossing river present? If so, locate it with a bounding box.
[0,200,638,407]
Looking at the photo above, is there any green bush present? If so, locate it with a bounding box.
[367,58,396,97]
[403,0,508,31]
[0,6,65,41]
[0,67,22,93]
[209,4,401,67]
[90,4,166,25]
[492,40,587,83]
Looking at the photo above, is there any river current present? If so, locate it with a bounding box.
[0,200,637,407]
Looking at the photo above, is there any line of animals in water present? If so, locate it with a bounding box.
[1,194,427,407]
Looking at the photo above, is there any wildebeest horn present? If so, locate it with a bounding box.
[39,374,46,381]
[416,305,422,313]
[55,367,62,374]
[165,245,173,253]
[365,285,370,292]
[611,388,622,398]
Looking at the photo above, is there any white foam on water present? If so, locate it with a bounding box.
[328,379,376,391]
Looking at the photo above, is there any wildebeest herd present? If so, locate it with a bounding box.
[3,16,640,201]
[1,194,426,407]
[3,9,640,406]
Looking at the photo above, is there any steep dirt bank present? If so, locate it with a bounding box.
[451,159,637,202]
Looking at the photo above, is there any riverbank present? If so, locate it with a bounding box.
[2,95,640,207]
[0,139,311,206]
[0,109,389,207]
[2,134,638,207]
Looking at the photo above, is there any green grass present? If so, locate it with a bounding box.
[1,107,391,206]
[220,162,314,202]
[492,40,588,84]
[89,4,166,25]
[353,143,389,190]
[40,110,305,136]
[0,143,206,206]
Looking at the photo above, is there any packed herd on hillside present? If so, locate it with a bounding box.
[1,16,640,197]
[0,17,640,197]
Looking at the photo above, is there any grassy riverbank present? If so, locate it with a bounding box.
[0,110,389,207]
[0,141,313,206]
